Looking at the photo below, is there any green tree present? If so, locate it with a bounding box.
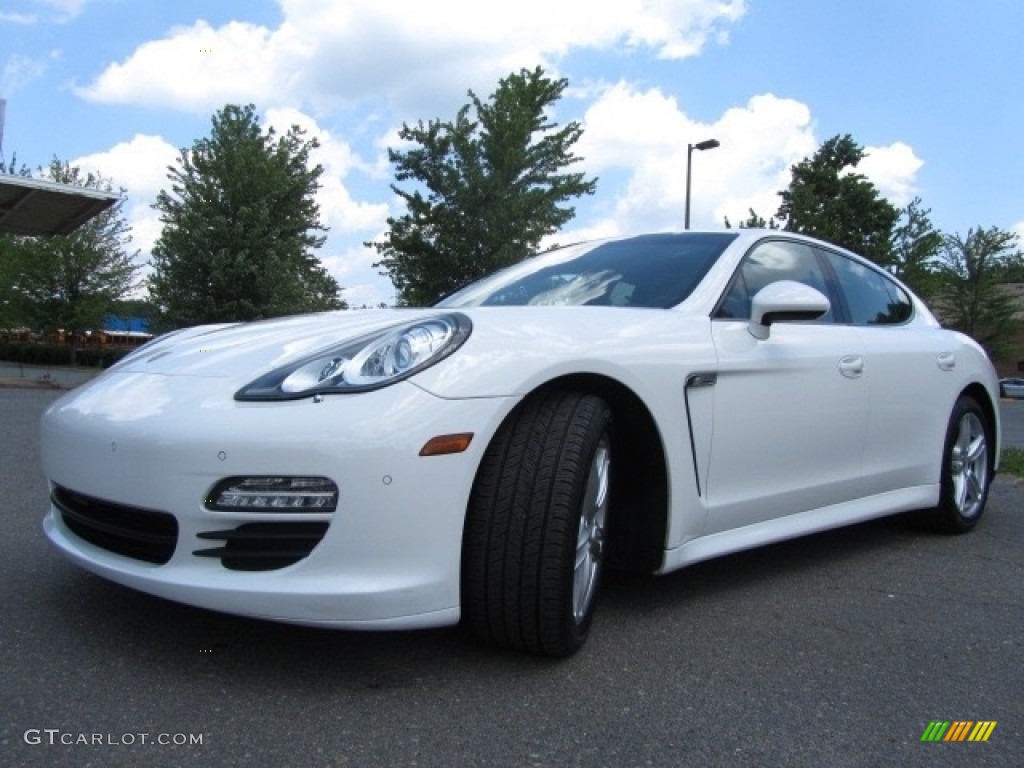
[0,159,138,362]
[149,104,343,330]
[933,226,1022,358]
[888,197,943,301]
[777,134,899,265]
[0,236,27,328]
[0,155,33,328]
[724,208,779,229]
[369,66,598,306]
[1,154,31,176]
[0,238,23,329]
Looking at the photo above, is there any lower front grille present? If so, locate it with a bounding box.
[193,522,329,571]
[53,485,178,565]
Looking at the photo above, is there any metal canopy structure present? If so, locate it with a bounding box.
[0,173,120,236]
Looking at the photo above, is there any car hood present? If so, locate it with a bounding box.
[101,306,715,401]
[114,309,442,379]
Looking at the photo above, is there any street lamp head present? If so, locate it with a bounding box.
[693,139,720,151]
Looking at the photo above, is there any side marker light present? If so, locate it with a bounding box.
[419,433,474,457]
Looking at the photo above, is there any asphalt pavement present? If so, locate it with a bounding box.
[0,361,100,390]
[2,388,1022,767]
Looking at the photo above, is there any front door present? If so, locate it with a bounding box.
[703,239,868,534]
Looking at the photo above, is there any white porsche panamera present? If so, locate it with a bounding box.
[40,230,1001,656]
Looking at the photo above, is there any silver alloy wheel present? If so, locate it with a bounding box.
[950,411,988,519]
[573,434,610,624]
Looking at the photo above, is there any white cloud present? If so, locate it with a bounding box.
[73,133,180,258]
[69,135,175,297]
[70,118,394,306]
[78,0,747,114]
[73,133,179,200]
[264,107,389,233]
[2,52,57,93]
[38,0,87,20]
[69,0,751,306]
[283,0,746,114]
[2,0,87,23]
[1013,221,1024,245]
[319,243,396,307]
[572,86,816,234]
[262,108,394,303]
[570,85,927,238]
[68,0,941,308]
[0,12,37,24]
[76,20,299,112]
[859,141,923,207]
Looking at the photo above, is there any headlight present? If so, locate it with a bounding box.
[235,313,471,401]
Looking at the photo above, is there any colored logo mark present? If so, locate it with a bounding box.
[920,721,996,742]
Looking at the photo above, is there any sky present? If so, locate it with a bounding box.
[2,0,1022,307]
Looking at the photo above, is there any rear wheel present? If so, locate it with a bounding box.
[462,391,612,657]
[932,395,992,533]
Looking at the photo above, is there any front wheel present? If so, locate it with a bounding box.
[462,391,613,657]
[932,395,993,533]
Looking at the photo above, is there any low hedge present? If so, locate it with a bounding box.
[0,342,131,369]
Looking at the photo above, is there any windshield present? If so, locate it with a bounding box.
[437,232,738,309]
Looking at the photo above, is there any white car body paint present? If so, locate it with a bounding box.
[39,230,1002,631]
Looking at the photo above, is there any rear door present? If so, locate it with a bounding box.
[819,249,954,493]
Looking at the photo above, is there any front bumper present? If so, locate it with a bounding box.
[40,372,514,629]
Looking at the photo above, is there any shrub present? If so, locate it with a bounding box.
[0,342,131,368]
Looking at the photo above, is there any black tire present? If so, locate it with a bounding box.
[931,395,993,533]
[462,391,613,657]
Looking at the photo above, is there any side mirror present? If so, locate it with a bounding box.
[749,280,830,340]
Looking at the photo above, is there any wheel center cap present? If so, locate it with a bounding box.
[589,527,605,560]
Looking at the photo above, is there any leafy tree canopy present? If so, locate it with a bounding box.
[1,154,32,177]
[369,66,598,306]
[0,159,139,358]
[777,134,899,266]
[723,208,780,230]
[932,226,1023,358]
[888,197,943,300]
[1,155,34,326]
[148,104,343,330]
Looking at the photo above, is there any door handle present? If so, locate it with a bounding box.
[839,355,864,379]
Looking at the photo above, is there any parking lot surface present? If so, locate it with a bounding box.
[2,388,1022,767]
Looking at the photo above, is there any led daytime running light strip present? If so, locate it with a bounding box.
[206,477,339,513]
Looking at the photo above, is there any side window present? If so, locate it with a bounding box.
[715,240,833,322]
[824,251,913,325]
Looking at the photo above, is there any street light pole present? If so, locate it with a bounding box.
[684,138,720,229]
